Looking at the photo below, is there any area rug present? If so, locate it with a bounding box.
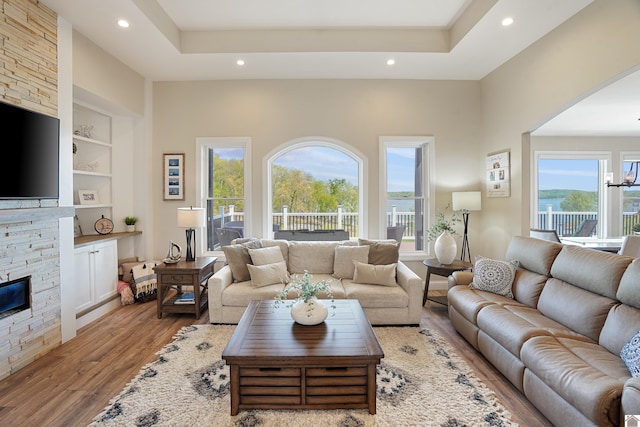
[90,325,517,427]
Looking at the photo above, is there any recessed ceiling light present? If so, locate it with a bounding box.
[502,17,514,26]
[236,59,245,66]
[387,59,395,66]
[117,19,130,28]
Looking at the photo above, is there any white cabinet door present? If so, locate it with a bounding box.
[74,245,94,313]
[93,240,118,303]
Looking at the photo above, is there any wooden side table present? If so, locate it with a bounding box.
[422,258,472,306]
[154,257,216,319]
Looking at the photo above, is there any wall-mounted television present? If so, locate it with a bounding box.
[0,100,60,199]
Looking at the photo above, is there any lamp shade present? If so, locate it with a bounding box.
[177,207,206,228]
[452,191,482,212]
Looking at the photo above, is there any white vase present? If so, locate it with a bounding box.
[126,225,136,232]
[290,298,328,325]
[434,231,457,265]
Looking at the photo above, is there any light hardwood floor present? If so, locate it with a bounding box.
[0,292,552,426]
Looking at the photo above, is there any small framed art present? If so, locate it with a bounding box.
[78,189,100,205]
[486,150,510,198]
[163,153,185,200]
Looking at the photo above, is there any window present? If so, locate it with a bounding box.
[621,156,640,234]
[266,139,364,238]
[533,152,608,237]
[381,137,434,254]
[197,137,251,252]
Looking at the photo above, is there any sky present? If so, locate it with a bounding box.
[538,159,598,192]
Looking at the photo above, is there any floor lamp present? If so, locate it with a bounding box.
[452,191,482,263]
[177,207,206,261]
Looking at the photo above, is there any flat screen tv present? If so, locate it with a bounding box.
[0,100,60,199]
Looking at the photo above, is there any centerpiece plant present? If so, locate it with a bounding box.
[274,270,336,323]
[427,202,461,241]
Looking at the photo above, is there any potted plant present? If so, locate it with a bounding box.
[274,270,335,325]
[427,203,461,265]
[124,216,138,232]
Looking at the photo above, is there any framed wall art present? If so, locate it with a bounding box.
[163,153,185,200]
[486,150,510,198]
[78,189,100,205]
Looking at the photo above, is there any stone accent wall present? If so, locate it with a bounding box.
[0,0,60,380]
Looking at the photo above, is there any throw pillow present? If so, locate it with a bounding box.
[470,256,519,298]
[621,330,640,377]
[358,238,400,265]
[247,261,289,288]
[223,240,263,282]
[333,245,370,279]
[248,246,285,266]
[352,261,397,287]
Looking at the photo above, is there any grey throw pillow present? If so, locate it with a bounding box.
[621,330,640,377]
[222,240,263,282]
[470,256,519,298]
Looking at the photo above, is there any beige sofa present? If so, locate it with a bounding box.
[208,238,423,325]
[448,236,640,427]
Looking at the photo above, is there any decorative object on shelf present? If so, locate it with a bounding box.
[94,215,114,235]
[486,150,510,197]
[163,240,182,264]
[74,125,94,138]
[73,214,83,237]
[78,189,99,205]
[434,230,457,265]
[76,161,98,172]
[163,153,185,200]
[274,271,335,325]
[72,142,77,155]
[177,207,206,261]
[452,191,482,263]
[605,161,640,188]
[124,216,138,232]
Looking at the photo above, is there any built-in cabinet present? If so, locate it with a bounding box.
[74,240,118,315]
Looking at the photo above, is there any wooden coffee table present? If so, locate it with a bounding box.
[222,299,384,415]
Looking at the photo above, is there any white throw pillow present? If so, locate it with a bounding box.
[248,246,285,266]
[333,245,370,279]
[470,256,519,298]
[352,261,397,287]
[247,261,289,288]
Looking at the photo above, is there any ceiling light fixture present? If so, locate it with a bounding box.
[605,162,640,187]
[236,59,245,66]
[387,59,395,66]
[502,17,514,26]
[117,19,130,28]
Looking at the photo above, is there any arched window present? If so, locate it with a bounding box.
[265,138,365,238]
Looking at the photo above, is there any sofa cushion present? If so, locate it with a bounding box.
[247,261,289,288]
[617,259,640,309]
[332,245,369,279]
[288,241,340,274]
[470,256,518,298]
[621,330,640,377]
[220,280,286,306]
[248,246,284,266]
[358,239,399,265]
[352,261,397,286]
[222,240,262,282]
[510,269,548,308]
[505,236,562,276]
[343,279,409,308]
[285,273,346,299]
[600,304,640,355]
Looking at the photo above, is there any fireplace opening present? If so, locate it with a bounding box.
[0,276,31,319]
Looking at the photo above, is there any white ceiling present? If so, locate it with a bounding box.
[40,0,640,136]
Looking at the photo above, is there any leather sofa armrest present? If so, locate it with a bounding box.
[448,271,474,289]
[208,265,233,312]
[623,377,640,418]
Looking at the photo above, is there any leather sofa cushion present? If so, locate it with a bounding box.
[505,235,562,276]
[537,278,617,342]
[599,304,640,355]
[521,335,626,426]
[510,269,547,308]
[342,280,409,308]
[617,259,640,309]
[476,304,592,357]
[447,286,508,325]
[550,245,631,299]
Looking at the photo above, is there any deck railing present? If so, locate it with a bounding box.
[537,208,640,236]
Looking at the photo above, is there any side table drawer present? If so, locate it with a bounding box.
[161,274,193,285]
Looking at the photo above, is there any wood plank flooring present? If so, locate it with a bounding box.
[0,293,552,426]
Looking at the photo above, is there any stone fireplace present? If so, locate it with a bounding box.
[0,204,73,380]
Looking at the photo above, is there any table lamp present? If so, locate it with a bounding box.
[452,191,482,263]
[177,207,206,261]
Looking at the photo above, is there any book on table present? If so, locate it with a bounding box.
[175,292,195,304]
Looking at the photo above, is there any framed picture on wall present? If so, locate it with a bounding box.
[163,153,185,200]
[78,189,100,205]
[486,150,510,197]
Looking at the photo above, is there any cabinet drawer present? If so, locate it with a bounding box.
[160,274,193,285]
[307,367,367,377]
[240,367,300,377]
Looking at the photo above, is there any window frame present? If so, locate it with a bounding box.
[380,136,435,261]
[264,137,366,239]
[196,137,252,255]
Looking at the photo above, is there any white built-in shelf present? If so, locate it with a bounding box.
[73,134,111,147]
